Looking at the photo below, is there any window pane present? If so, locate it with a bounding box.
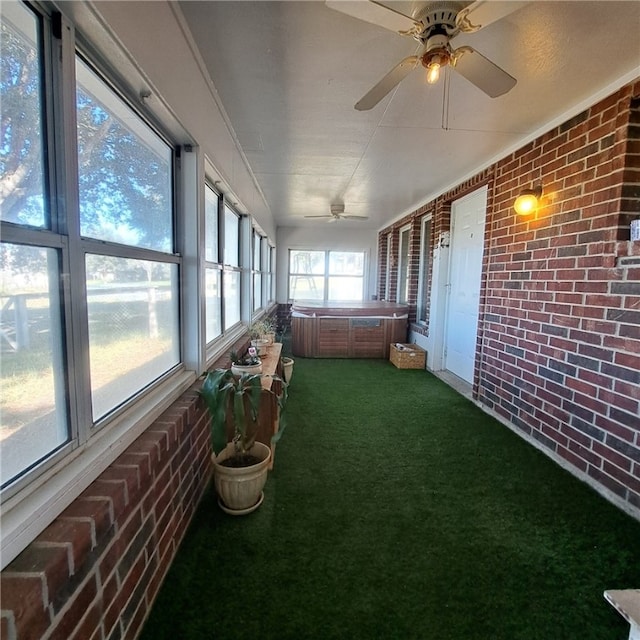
[253,273,261,311]
[205,268,221,343]
[0,3,46,228]
[223,269,240,328]
[224,206,239,266]
[418,219,432,322]
[0,243,69,487]
[253,231,261,270]
[76,58,172,251]
[205,185,218,263]
[289,250,324,274]
[398,228,410,304]
[329,252,364,276]
[85,255,179,420]
[289,275,324,300]
[328,277,363,301]
[264,273,271,306]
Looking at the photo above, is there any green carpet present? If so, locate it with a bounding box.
[141,356,640,640]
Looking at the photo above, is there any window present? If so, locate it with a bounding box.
[289,250,365,302]
[204,184,222,343]
[397,225,411,304]
[251,233,274,312]
[252,229,262,312]
[384,232,392,301]
[417,217,432,323]
[0,3,180,491]
[223,204,241,329]
[76,56,180,422]
[267,244,275,305]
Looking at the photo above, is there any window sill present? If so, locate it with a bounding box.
[0,369,196,569]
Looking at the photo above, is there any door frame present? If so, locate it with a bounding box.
[428,185,487,379]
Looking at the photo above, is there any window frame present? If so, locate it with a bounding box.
[417,215,433,324]
[204,181,223,345]
[397,224,411,304]
[222,202,242,331]
[288,249,367,303]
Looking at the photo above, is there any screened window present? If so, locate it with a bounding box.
[0,3,46,229]
[76,56,179,422]
[204,184,222,342]
[384,232,392,301]
[76,59,173,251]
[0,243,69,486]
[1,4,69,488]
[223,205,241,328]
[0,2,181,490]
[253,229,262,312]
[266,243,275,306]
[397,225,411,304]
[417,217,432,323]
[289,250,365,302]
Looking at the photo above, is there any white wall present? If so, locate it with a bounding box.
[276,226,378,304]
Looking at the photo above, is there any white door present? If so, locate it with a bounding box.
[444,186,487,383]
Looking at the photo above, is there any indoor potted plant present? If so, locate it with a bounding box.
[230,346,262,375]
[249,320,270,355]
[199,368,289,515]
[250,317,277,347]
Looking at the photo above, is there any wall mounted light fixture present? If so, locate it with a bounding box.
[514,184,543,215]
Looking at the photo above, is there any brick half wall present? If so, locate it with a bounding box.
[377,80,640,518]
[0,384,212,640]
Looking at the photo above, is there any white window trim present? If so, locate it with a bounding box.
[397,224,411,304]
[288,249,367,303]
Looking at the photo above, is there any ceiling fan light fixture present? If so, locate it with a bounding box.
[514,184,543,215]
[421,48,450,85]
[426,58,441,84]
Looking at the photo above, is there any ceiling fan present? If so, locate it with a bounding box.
[326,0,527,110]
[304,204,369,222]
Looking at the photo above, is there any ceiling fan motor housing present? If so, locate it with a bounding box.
[421,30,452,68]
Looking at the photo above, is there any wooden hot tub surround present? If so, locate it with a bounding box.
[291,300,408,358]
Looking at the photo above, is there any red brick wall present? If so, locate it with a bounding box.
[485,82,640,511]
[378,80,640,516]
[0,385,212,640]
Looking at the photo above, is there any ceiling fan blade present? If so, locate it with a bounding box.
[325,0,420,36]
[342,215,369,219]
[355,55,419,111]
[452,47,516,98]
[304,215,332,219]
[455,1,529,33]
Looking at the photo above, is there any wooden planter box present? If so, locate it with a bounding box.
[389,343,426,369]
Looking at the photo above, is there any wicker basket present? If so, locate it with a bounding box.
[389,343,426,369]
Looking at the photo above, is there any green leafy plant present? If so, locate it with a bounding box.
[199,368,288,459]
[249,317,276,340]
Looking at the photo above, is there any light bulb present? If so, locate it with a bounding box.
[426,62,441,85]
[513,190,540,215]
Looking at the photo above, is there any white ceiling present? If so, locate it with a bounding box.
[178,1,640,231]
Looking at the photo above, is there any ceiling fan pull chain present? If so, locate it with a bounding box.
[441,67,451,131]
